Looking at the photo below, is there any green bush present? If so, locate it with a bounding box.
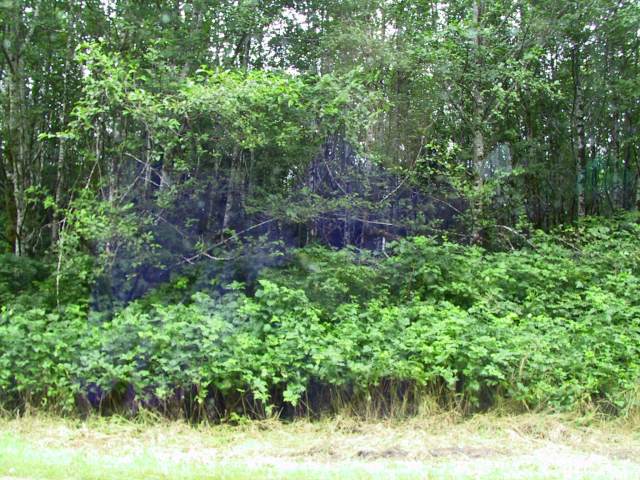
[0,255,50,308]
[0,304,87,411]
[1,214,639,417]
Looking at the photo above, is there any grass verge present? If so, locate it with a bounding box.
[0,412,639,479]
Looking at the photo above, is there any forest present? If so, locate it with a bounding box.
[0,0,639,421]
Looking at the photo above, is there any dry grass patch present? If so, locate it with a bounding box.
[1,412,639,479]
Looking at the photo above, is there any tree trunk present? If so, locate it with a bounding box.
[572,47,586,218]
[52,132,66,243]
[52,36,74,243]
[6,54,29,255]
[471,0,485,241]
[622,113,636,210]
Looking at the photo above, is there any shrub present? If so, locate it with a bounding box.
[1,214,639,418]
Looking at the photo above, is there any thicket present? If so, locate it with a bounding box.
[1,214,638,419]
[2,1,639,424]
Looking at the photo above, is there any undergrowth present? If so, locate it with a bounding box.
[1,214,639,420]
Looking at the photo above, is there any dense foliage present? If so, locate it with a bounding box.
[1,1,639,264]
[1,215,638,418]
[0,1,639,419]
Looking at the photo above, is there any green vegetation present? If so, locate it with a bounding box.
[1,214,639,418]
[0,0,639,425]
